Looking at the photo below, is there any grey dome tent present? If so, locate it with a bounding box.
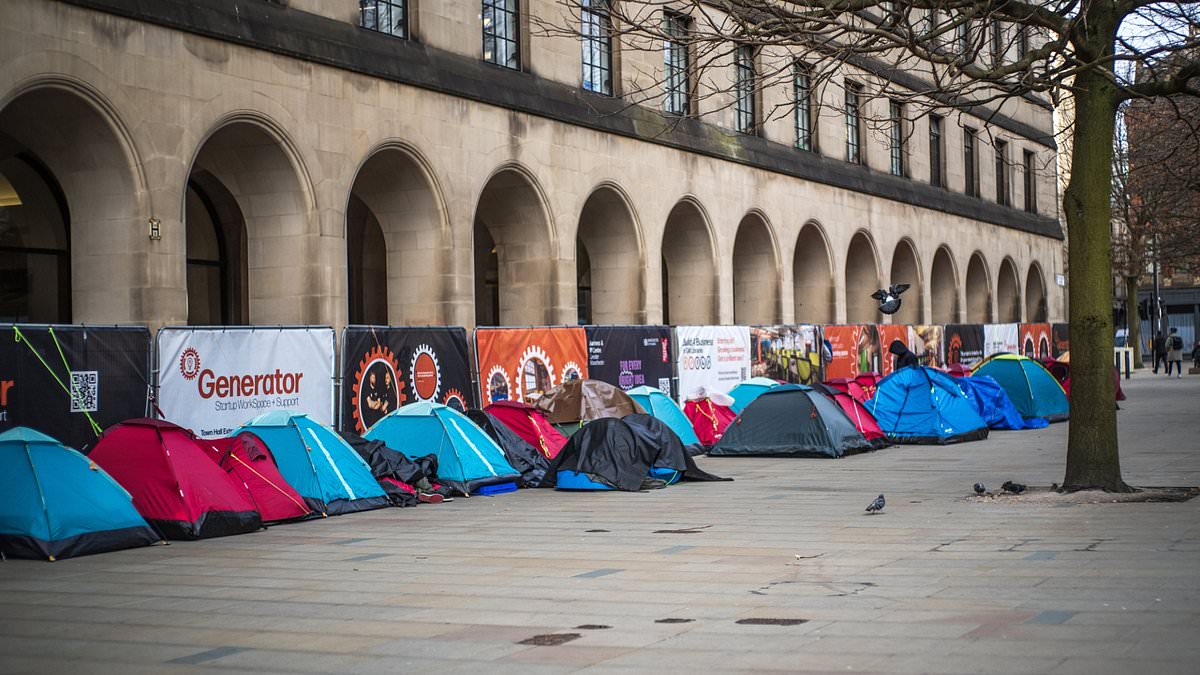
[710,384,876,458]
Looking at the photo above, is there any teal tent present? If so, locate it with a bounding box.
[1,427,160,560]
[239,411,389,516]
[728,377,780,413]
[972,354,1069,422]
[626,386,701,446]
[366,402,520,494]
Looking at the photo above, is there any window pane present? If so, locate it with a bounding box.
[581,3,613,95]
[735,46,756,133]
[360,1,406,38]
[483,0,520,69]
[889,101,904,176]
[663,14,689,114]
[930,115,943,187]
[845,82,860,163]
[964,128,977,197]
[795,67,812,151]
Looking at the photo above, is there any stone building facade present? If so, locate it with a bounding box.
[0,0,1064,331]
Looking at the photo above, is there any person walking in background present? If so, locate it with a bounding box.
[1152,331,1166,374]
[1166,327,1184,378]
[1192,340,1200,370]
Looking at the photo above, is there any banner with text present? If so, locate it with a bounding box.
[750,325,823,385]
[913,325,945,369]
[822,325,881,380]
[1,325,151,452]
[1019,323,1053,360]
[474,327,589,405]
[1051,323,1070,358]
[341,326,474,434]
[674,325,750,400]
[157,327,336,438]
[943,324,986,366]
[584,325,674,398]
[984,323,1021,357]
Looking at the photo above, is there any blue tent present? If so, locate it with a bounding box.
[728,377,780,413]
[955,375,1050,431]
[239,411,389,516]
[867,367,990,444]
[626,386,701,446]
[972,354,1070,422]
[366,402,520,495]
[1,427,160,560]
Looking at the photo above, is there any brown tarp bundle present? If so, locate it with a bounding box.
[534,379,645,424]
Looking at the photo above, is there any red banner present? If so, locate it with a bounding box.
[1020,323,1053,360]
[475,327,589,405]
[823,325,880,380]
[876,325,913,377]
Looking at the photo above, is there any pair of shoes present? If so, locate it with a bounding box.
[417,492,445,504]
[1177,374,1182,379]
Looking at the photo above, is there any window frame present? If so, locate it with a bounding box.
[1016,25,1029,60]
[794,62,815,151]
[663,11,692,115]
[995,139,1010,206]
[1023,149,1038,213]
[929,114,945,188]
[359,0,408,39]
[888,100,906,177]
[844,80,864,165]
[964,126,979,197]
[991,19,1005,65]
[580,0,614,95]
[734,45,758,134]
[482,0,521,70]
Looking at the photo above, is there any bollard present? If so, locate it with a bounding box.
[1124,349,1131,379]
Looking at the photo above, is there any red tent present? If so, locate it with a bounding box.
[824,378,870,404]
[944,364,972,378]
[683,397,738,446]
[90,419,262,540]
[814,384,888,448]
[485,400,566,460]
[854,372,882,399]
[205,432,311,524]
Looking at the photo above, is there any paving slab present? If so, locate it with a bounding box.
[1,373,1198,673]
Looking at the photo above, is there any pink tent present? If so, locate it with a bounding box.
[683,397,738,446]
[824,378,871,404]
[485,400,566,460]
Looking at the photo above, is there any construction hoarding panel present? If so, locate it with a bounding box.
[943,324,986,366]
[674,325,751,400]
[822,325,881,380]
[1019,323,1053,360]
[474,327,589,405]
[749,325,823,385]
[984,323,1021,357]
[584,325,674,398]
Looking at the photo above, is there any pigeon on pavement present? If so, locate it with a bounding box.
[870,284,911,315]
[974,482,987,495]
[1001,481,1026,494]
[865,494,886,514]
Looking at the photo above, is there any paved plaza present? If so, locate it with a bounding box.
[2,374,1198,674]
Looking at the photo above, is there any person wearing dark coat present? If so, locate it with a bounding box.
[1152,331,1167,374]
[889,340,920,372]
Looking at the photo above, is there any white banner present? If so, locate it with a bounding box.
[675,325,751,401]
[157,327,336,438]
[983,323,1020,357]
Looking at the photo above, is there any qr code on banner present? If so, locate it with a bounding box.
[657,378,672,396]
[70,371,99,413]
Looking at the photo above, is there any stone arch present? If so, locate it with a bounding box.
[732,210,780,324]
[472,164,556,326]
[845,230,881,323]
[1025,261,1048,322]
[660,197,718,324]
[185,115,316,325]
[0,80,146,322]
[792,221,834,323]
[346,142,450,325]
[965,251,992,323]
[575,182,644,324]
[930,245,959,324]
[888,238,923,325]
[997,257,1022,323]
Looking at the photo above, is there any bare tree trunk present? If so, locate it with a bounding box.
[1125,275,1143,368]
[1062,53,1130,491]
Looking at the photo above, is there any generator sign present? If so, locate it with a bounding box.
[158,327,335,438]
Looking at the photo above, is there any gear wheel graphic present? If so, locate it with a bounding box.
[350,345,405,433]
[517,345,554,403]
[485,364,513,403]
[442,387,467,412]
[560,360,583,383]
[409,343,442,402]
[179,347,201,381]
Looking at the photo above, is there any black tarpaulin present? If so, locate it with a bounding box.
[543,418,659,491]
[622,413,730,482]
[466,409,551,488]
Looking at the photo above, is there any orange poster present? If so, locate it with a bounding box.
[474,327,589,404]
[1019,323,1052,360]
[823,325,880,380]
[876,325,914,377]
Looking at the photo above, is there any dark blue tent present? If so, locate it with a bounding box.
[867,367,989,444]
[711,385,876,458]
[955,376,1049,431]
[1,427,160,560]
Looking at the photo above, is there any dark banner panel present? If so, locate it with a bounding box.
[944,324,986,366]
[584,325,674,397]
[1051,323,1070,358]
[0,324,150,451]
[750,325,823,384]
[342,326,475,433]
